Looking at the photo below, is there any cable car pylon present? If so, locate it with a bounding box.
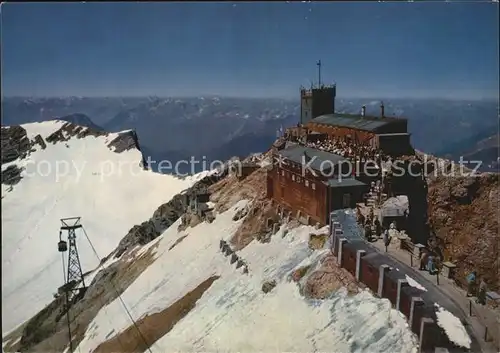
[58,217,88,353]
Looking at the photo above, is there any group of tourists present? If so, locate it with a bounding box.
[303,137,383,163]
[356,206,396,249]
[418,253,489,305]
[284,128,388,165]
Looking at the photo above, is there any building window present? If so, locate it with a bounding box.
[305,180,309,187]
[292,174,295,181]
[281,170,284,176]
[297,176,301,183]
[312,183,316,190]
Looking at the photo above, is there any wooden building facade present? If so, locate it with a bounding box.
[267,144,367,225]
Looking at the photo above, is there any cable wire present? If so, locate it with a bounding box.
[61,251,73,353]
[61,252,67,285]
[81,226,153,353]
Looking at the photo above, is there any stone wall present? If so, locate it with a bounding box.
[330,219,466,352]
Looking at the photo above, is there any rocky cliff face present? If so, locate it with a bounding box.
[427,173,499,291]
[1,125,47,187]
[1,126,33,164]
[113,171,226,258]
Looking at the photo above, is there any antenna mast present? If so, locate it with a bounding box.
[317,60,322,87]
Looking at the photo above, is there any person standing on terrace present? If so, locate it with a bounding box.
[466,271,477,297]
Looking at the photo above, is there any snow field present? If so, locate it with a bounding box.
[77,201,419,353]
[2,121,209,333]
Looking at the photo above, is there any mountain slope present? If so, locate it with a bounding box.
[77,204,418,353]
[1,120,209,334]
[2,141,419,353]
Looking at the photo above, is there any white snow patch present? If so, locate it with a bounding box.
[434,304,471,349]
[2,121,206,333]
[20,120,66,139]
[83,254,121,286]
[405,274,427,292]
[76,201,418,353]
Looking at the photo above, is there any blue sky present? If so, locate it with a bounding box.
[1,2,498,99]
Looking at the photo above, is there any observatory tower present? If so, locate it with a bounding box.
[300,60,337,125]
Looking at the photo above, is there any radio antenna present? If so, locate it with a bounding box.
[316,60,322,87]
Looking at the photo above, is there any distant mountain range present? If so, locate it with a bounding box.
[435,124,499,172]
[2,96,498,173]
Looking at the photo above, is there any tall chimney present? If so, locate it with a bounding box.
[361,105,366,117]
[380,101,385,118]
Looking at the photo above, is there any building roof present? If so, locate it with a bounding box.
[326,177,367,188]
[311,113,404,132]
[278,144,346,173]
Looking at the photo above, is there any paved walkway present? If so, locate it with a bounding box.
[370,236,499,353]
[333,208,498,353]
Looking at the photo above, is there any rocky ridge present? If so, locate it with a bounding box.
[1,121,148,189]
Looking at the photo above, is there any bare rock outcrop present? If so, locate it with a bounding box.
[114,172,226,258]
[427,173,499,291]
[107,130,141,153]
[45,122,106,144]
[262,280,277,294]
[179,212,203,231]
[290,265,312,282]
[0,126,46,187]
[308,233,328,250]
[32,134,47,150]
[1,126,31,164]
[1,164,24,186]
[303,254,361,299]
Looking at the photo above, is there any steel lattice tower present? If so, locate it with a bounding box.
[60,217,86,290]
[58,217,87,353]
